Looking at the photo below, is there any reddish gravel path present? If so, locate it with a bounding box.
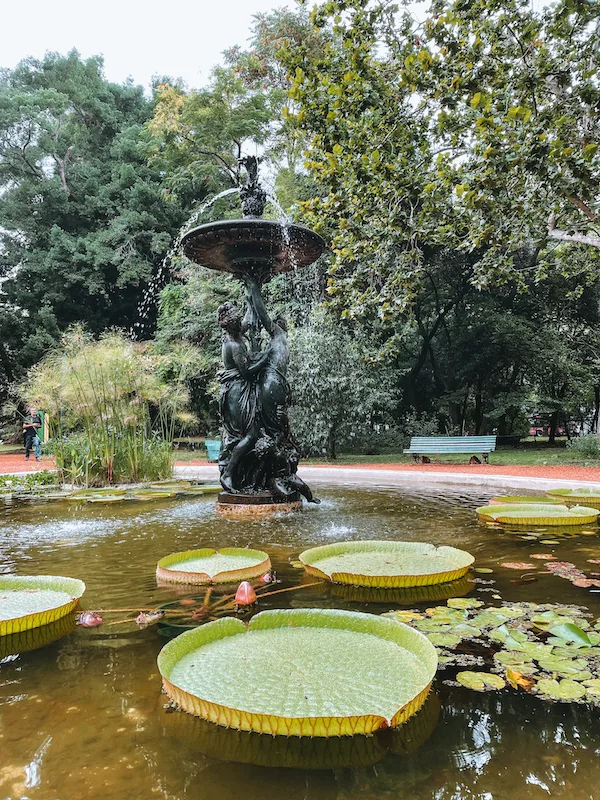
[174,459,600,483]
[0,454,56,474]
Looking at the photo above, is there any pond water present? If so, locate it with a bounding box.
[1,485,599,799]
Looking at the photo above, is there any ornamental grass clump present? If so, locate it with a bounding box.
[23,327,190,486]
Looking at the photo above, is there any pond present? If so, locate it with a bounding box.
[1,484,599,799]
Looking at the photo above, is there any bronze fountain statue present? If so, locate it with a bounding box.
[181,157,325,516]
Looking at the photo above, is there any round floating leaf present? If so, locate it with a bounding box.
[181,485,222,495]
[157,608,438,736]
[0,575,85,636]
[535,678,586,701]
[476,503,600,526]
[86,495,126,504]
[546,623,591,647]
[546,489,600,508]
[299,541,474,588]
[447,598,484,609]
[489,496,562,505]
[156,548,271,586]
[583,679,600,697]
[131,490,176,501]
[456,671,506,691]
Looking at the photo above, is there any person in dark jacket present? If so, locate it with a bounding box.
[23,409,42,461]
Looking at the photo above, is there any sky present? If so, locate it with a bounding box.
[1,0,291,91]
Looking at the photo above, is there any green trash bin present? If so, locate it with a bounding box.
[205,439,221,462]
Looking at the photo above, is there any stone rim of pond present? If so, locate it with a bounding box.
[0,574,85,636]
[157,608,438,736]
[477,503,600,526]
[156,547,271,585]
[298,540,474,588]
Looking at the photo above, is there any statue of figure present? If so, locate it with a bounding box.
[243,273,292,440]
[249,432,319,503]
[217,301,269,492]
[238,156,266,218]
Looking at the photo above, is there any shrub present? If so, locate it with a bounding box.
[567,434,600,460]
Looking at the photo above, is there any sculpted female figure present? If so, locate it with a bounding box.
[243,274,292,440]
[217,301,269,492]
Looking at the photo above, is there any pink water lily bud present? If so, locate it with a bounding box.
[76,611,104,628]
[260,572,272,583]
[235,581,257,606]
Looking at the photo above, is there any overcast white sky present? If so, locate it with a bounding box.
[2,0,293,90]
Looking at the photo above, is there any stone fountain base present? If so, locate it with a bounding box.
[216,491,302,519]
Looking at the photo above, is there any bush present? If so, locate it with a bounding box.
[23,328,188,486]
[567,434,600,459]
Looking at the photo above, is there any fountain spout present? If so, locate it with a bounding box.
[239,155,267,218]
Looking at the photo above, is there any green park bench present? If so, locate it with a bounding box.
[403,435,497,464]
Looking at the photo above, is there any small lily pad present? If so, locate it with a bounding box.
[446,598,484,609]
[535,678,586,701]
[456,671,506,691]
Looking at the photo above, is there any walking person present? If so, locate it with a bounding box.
[23,408,42,461]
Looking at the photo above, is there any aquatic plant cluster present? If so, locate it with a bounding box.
[388,598,600,705]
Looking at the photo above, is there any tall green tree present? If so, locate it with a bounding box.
[0,51,185,399]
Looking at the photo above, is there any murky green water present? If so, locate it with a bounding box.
[1,486,600,798]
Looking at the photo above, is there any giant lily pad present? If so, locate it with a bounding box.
[489,496,563,505]
[181,485,222,495]
[156,547,271,585]
[131,490,176,501]
[157,608,438,736]
[299,541,474,588]
[476,503,600,526]
[0,575,85,636]
[547,488,600,508]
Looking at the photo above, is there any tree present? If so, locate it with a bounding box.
[289,310,397,458]
[0,51,185,388]
[280,0,600,322]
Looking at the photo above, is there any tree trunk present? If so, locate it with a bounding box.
[594,385,600,434]
[474,386,483,434]
[548,411,559,444]
[327,425,337,460]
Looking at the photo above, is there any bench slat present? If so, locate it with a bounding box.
[403,435,497,455]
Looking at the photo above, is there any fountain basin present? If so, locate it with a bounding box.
[181,219,325,276]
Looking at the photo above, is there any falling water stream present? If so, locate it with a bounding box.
[1,483,599,798]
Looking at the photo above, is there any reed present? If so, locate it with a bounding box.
[23,327,190,486]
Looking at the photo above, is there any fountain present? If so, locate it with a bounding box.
[181,157,326,517]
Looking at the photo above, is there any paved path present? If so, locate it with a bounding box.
[173,460,600,491]
[0,454,55,474]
